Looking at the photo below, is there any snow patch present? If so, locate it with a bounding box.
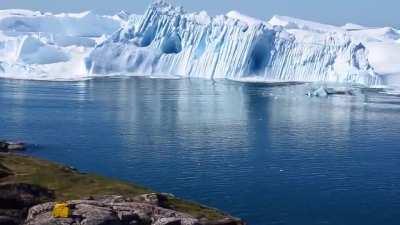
[342,23,366,31]
[268,15,340,33]
[226,11,264,26]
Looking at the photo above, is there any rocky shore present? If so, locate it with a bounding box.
[0,149,244,225]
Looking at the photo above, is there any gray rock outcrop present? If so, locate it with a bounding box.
[25,195,201,225]
[0,141,26,152]
[0,183,55,225]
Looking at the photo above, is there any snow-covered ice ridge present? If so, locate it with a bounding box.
[0,9,136,80]
[87,2,398,86]
[1,2,400,86]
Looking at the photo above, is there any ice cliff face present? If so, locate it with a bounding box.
[1,2,399,86]
[87,2,382,85]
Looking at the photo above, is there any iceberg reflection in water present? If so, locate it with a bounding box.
[1,77,400,225]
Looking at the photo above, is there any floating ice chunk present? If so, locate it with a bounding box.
[307,85,356,97]
[307,86,328,97]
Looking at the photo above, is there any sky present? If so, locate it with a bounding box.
[0,0,398,28]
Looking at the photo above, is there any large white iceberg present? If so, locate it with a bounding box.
[86,2,393,86]
[0,9,127,80]
[1,1,400,86]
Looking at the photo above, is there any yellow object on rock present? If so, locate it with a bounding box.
[52,202,70,218]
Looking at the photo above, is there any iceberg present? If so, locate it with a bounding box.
[267,16,400,87]
[87,2,383,85]
[0,9,127,80]
[0,1,399,86]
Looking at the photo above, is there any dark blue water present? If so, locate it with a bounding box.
[1,77,400,225]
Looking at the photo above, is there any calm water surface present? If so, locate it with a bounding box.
[1,77,400,225]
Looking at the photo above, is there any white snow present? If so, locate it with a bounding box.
[226,11,264,26]
[0,8,128,80]
[0,1,399,87]
[310,86,329,97]
[268,15,341,33]
[0,10,122,37]
[342,23,366,31]
[266,14,400,87]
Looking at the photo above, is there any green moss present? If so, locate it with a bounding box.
[0,153,232,222]
[0,154,150,200]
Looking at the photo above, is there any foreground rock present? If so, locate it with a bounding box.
[0,183,55,225]
[0,141,26,152]
[25,195,237,225]
[0,164,12,179]
[0,183,55,209]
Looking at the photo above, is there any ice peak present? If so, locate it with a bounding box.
[268,15,340,33]
[342,23,366,31]
[116,10,129,19]
[0,9,43,18]
[226,11,264,26]
[57,11,93,19]
[149,1,185,15]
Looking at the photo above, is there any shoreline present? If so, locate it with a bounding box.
[0,152,244,225]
